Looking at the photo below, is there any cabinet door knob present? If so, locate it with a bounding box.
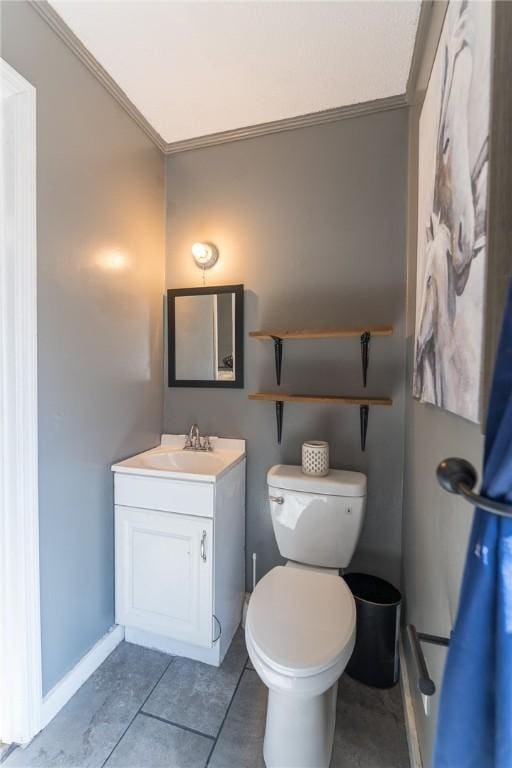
[269,495,284,505]
[200,530,207,562]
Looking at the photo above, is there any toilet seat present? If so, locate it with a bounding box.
[246,565,355,679]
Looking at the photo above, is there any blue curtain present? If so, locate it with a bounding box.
[434,282,512,768]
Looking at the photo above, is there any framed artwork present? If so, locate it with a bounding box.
[413,0,492,423]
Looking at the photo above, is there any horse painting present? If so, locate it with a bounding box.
[415,213,476,416]
[413,0,491,423]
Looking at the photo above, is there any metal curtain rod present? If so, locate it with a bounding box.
[437,458,512,517]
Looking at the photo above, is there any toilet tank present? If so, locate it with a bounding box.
[267,465,367,569]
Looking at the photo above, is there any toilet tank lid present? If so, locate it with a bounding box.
[267,465,367,497]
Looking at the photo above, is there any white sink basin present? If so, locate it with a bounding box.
[112,435,245,483]
[140,450,225,474]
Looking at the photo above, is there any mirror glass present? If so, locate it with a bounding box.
[168,285,243,388]
[175,293,234,381]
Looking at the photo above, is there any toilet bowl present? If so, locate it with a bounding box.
[246,565,356,768]
[246,464,367,767]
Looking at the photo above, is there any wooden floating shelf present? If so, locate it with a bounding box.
[248,393,393,406]
[249,325,394,340]
[249,325,393,387]
[249,392,393,450]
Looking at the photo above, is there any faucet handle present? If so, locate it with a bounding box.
[184,434,192,449]
[203,436,212,451]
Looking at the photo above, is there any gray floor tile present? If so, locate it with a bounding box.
[5,643,170,768]
[209,670,266,768]
[4,635,410,768]
[143,628,247,738]
[104,714,212,768]
[338,674,405,721]
[330,675,409,768]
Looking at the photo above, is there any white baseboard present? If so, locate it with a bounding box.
[400,637,423,768]
[41,625,124,730]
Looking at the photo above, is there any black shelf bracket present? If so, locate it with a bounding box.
[270,330,372,389]
[276,401,284,444]
[271,336,283,385]
[273,402,370,448]
[360,332,371,387]
[360,405,369,451]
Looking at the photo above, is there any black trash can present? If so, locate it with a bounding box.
[344,573,402,688]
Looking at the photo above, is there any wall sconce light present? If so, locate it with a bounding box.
[191,242,219,270]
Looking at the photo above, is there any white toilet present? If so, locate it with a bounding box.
[245,464,367,768]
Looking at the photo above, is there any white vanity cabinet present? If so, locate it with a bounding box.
[112,436,246,666]
[115,506,214,648]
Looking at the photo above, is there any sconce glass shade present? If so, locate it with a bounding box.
[191,242,219,269]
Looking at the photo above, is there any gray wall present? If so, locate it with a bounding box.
[164,110,408,588]
[402,4,484,765]
[1,2,165,694]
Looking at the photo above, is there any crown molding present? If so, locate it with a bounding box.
[163,94,407,155]
[28,0,167,153]
[29,0,407,157]
[406,0,448,107]
[405,0,433,105]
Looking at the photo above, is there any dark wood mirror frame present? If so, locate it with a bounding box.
[167,284,244,389]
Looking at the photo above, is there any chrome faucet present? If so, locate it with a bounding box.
[184,424,212,452]
[189,423,200,448]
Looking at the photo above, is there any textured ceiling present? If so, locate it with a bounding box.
[49,1,420,144]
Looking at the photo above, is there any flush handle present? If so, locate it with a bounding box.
[200,530,207,562]
[269,495,284,505]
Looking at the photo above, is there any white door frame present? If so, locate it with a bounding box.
[0,58,42,745]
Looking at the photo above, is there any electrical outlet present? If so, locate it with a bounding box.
[422,693,430,716]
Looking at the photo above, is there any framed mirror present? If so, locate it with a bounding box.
[167,284,244,388]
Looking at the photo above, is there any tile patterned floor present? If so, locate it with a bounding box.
[4,629,409,768]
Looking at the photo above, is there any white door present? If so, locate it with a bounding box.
[115,506,214,648]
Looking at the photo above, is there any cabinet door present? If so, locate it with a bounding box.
[115,506,213,648]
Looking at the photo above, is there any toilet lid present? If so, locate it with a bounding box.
[246,566,356,677]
